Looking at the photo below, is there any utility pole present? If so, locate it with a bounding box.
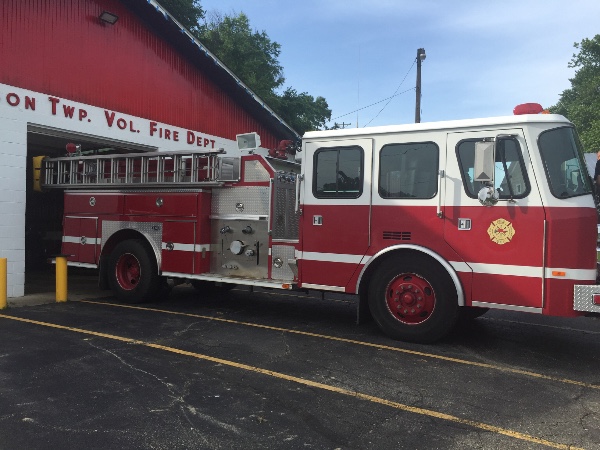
[415,48,426,123]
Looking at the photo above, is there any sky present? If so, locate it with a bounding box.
[197,0,600,129]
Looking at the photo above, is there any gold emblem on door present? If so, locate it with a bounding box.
[487,218,515,245]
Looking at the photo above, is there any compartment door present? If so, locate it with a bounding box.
[161,221,195,274]
[62,216,98,264]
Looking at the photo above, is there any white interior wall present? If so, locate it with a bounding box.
[0,111,26,297]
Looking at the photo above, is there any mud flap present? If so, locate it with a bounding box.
[356,292,373,324]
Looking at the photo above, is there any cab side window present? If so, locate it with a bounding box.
[313,146,363,199]
[539,127,592,198]
[457,138,530,199]
[379,142,438,199]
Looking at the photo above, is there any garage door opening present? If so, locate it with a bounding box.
[25,127,156,295]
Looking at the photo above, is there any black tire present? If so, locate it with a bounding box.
[368,256,459,343]
[107,239,160,303]
[190,280,236,295]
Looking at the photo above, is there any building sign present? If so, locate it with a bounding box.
[0,83,235,152]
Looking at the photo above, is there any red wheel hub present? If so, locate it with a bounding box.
[115,253,141,291]
[385,273,435,325]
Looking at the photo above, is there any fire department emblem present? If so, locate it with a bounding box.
[487,218,515,245]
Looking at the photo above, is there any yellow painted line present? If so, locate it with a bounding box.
[81,300,600,391]
[0,313,584,450]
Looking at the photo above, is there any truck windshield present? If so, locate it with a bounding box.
[539,127,592,199]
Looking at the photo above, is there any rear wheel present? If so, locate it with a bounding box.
[368,256,459,343]
[108,239,160,303]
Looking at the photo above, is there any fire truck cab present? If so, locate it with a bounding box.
[41,110,600,343]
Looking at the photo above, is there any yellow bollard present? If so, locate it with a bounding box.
[0,258,7,310]
[55,256,68,303]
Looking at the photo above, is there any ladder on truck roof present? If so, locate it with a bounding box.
[40,149,238,189]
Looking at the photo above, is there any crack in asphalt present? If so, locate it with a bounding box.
[85,339,242,438]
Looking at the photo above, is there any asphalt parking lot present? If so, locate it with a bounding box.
[1,282,599,449]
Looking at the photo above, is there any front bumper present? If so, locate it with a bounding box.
[574,285,600,313]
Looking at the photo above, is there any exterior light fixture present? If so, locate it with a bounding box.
[236,132,261,152]
[99,11,119,25]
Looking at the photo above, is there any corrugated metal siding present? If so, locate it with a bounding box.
[0,0,280,148]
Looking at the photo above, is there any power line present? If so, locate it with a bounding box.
[363,58,417,127]
[330,87,416,122]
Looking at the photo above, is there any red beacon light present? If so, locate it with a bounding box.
[513,103,544,115]
[65,143,81,156]
[268,140,293,159]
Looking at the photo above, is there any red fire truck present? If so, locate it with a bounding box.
[37,105,600,342]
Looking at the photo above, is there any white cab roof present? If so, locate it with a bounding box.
[303,114,572,140]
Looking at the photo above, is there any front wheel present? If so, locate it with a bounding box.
[368,256,459,343]
[108,239,160,303]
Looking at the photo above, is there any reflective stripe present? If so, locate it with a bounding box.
[466,263,542,278]
[452,261,596,281]
[449,261,471,272]
[301,251,363,264]
[545,267,596,281]
[162,242,194,252]
[62,236,100,245]
[160,243,212,252]
[301,252,596,282]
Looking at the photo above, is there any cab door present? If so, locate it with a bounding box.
[299,139,373,290]
[443,129,545,310]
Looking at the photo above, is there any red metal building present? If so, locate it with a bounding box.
[0,0,298,298]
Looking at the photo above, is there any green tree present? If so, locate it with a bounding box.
[198,12,284,104]
[157,1,331,135]
[158,0,204,35]
[198,12,331,135]
[551,35,600,152]
[273,88,332,134]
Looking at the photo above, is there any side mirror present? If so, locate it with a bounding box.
[474,141,495,184]
[474,140,498,206]
[478,186,499,207]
